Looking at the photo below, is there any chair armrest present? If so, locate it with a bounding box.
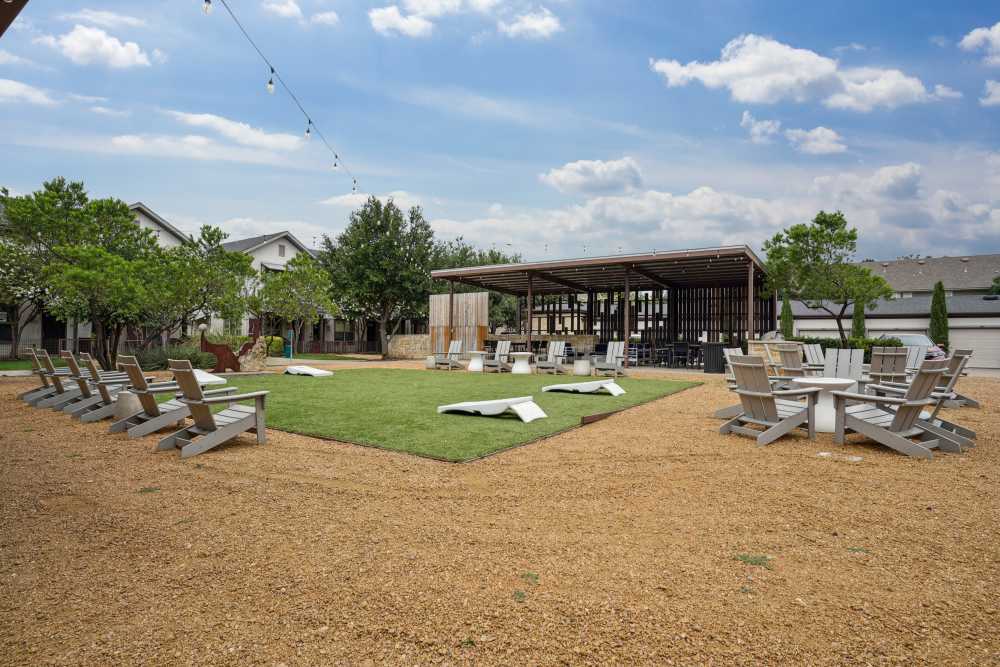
[145,384,181,394]
[772,387,821,397]
[98,377,130,386]
[734,389,774,398]
[203,387,237,396]
[831,390,906,405]
[868,383,907,395]
[198,391,269,405]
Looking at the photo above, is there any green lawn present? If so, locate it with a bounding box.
[0,359,65,371]
[227,369,697,462]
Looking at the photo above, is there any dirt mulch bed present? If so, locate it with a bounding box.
[1,371,999,665]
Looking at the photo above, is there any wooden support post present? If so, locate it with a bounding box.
[448,280,454,348]
[623,267,630,367]
[746,263,754,343]
[527,273,533,351]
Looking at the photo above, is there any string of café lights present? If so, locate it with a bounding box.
[201,0,359,193]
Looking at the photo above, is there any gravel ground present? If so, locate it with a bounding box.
[1,369,998,665]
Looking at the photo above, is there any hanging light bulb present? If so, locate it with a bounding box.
[266,67,275,94]
[202,0,213,15]
[304,119,312,139]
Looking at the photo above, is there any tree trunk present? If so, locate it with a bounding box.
[834,305,849,345]
[92,320,111,370]
[379,316,389,359]
[296,321,306,353]
[11,301,40,360]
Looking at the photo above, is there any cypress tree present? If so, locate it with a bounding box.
[929,281,949,351]
[851,300,866,339]
[780,290,794,338]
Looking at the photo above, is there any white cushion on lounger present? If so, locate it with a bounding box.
[284,365,334,377]
[437,396,547,423]
[541,379,626,396]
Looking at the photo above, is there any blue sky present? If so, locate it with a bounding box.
[1,0,998,261]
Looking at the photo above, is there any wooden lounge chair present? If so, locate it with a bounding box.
[437,396,547,423]
[592,341,625,377]
[434,340,464,371]
[68,352,140,423]
[714,347,755,419]
[535,341,567,375]
[157,362,269,458]
[32,349,85,410]
[832,359,955,459]
[904,345,927,373]
[719,355,818,446]
[542,378,625,396]
[60,351,130,418]
[867,346,908,385]
[802,343,825,372]
[483,340,512,373]
[110,362,236,438]
[20,348,70,405]
[774,344,807,377]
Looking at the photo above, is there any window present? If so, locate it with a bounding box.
[278,244,286,257]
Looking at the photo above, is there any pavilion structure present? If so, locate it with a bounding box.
[431,245,776,358]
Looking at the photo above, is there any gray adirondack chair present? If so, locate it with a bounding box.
[832,359,952,459]
[434,340,464,370]
[867,346,908,385]
[714,347,756,419]
[535,341,567,375]
[20,348,67,405]
[817,348,867,393]
[32,349,85,410]
[157,361,269,458]
[719,355,818,446]
[904,345,927,372]
[592,341,625,377]
[483,340,512,373]
[69,352,149,423]
[802,343,825,371]
[59,351,130,418]
[774,344,807,377]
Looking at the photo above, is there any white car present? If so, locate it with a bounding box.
[879,333,946,360]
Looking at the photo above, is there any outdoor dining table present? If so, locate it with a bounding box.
[791,376,857,433]
[466,350,487,373]
[510,352,533,375]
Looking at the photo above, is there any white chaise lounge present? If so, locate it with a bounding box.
[437,396,547,423]
[541,379,626,396]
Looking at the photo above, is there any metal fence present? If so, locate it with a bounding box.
[311,340,381,354]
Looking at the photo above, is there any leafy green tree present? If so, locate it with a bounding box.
[262,254,337,353]
[929,280,949,351]
[851,300,867,339]
[431,238,521,333]
[779,289,794,338]
[0,240,49,359]
[991,276,1000,295]
[1,178,159,369]
[763,211,894,344]
[319,197,434,357]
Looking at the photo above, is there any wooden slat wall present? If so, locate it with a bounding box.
[429,292,488,355]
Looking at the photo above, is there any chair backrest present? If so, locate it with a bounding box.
[171,366,216,431]
[121,362,160,416]
[776,344,805,376]
[939,350,972,393]
[723,347,744,380]
[904,345,926,369]
[803,343,825,366]
[447,340,462,358]
[890,359,949,432]
[59,351,93,397]
[81,352,114,403]
[117,354,139,371]
[606,341,625,364]
[730,355,778,423]
[494,340,511,361]
[822,348,864,380]
[868,346,908,384]
[547,340,565,362]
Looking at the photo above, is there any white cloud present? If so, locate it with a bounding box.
[403,0,464,17]
[311,11,340,26]
[369,6,434,37]
[58,9,146,29]
[540,157,643,194]
[933,84,962,99]
[103,134,296,167]
[981,80,1000,107]
[833,42,867,53]
[739,110,781,143]
[320,190,422,211]
[498,7,562,40]
[152,48,168,64]
[930,35,950,48]
[261,0,303,20]
[959,21,1000,66]
[68,93,108,103]
[784,126,847,154]
[164,110,302,151]
[35,25,151,68]
[650,34,950,112]
[90,105,131,118]
[0,50,36,67]
[870,162,923,198]
[0,78,57,106]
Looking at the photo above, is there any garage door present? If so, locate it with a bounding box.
[951,328,1000,370]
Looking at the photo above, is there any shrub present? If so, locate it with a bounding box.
[264,335,284,356]
[135,346,217,371]
[204,332,251,350]
[788,335,903,363]
[929,281,949,351]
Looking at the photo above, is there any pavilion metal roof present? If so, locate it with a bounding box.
[431,245,766,295]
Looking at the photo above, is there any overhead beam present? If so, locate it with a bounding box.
[530,270,590,294]
[627,264,673,290]
[0,0,28,39]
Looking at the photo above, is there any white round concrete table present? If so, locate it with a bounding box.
[573,358,592,376]
[467,350,487,373]
[791,377,857,433]
[510,352,533,375]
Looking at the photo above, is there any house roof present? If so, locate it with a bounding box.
[791,294,1000,319]
[129,202,191,244]
[858,254,1000,292]
[221,230,311,255]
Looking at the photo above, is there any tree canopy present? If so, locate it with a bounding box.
[929,280,949,351]
[763,210,893,343]
[431,238,521,333]
[261,254,336,352]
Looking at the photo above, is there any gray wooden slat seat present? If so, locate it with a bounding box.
[774,344,806,377]
[535,341,567,375]
[434,340,464,370]
[31,349,85,410]
[20,348,65,405]
[719,355,818,446]
[832,358,952,459]
[157,360,268,458]
[61,351,131,420]
[868,346,908,385]
[483,340,512,373]
[715,349,779,419]
[592,341,625,377]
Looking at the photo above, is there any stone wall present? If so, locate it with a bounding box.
[387,334,431,359]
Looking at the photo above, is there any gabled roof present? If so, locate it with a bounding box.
[791,294,1000,319]
[221,230,311,255]
[858,254,1000,292]
[129,202,191,244]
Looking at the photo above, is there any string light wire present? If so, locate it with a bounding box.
[211,0,359,191]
